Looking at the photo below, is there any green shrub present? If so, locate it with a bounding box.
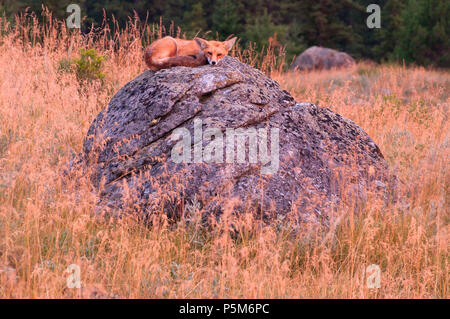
[73,48,106,82]
[58,48,106,83]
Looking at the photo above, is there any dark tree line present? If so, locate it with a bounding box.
[1,0,448,67]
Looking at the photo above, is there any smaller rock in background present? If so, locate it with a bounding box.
[292,46,355,71]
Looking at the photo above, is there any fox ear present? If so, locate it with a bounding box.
[194,38,208,49]
[225,37,237,51]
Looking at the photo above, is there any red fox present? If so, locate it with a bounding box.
[144,36,237,71]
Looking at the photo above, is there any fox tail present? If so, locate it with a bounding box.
[144,48,206,71]
[144,47,153,69]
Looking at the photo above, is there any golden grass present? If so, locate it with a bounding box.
[0,13,448,298]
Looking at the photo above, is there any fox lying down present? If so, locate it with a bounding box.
[144,36,237,71]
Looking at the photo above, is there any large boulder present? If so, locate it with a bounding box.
[292,46,355,71]
[80,56,392,225]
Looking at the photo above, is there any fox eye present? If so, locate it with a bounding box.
[207,51,212,55]
[217,54,222,57]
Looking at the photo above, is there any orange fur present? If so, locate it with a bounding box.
[144,36,237,71]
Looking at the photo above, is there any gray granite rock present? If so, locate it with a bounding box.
[292,46,355,71]
[79,56,393,224]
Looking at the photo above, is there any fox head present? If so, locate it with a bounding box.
[195,37,237,65]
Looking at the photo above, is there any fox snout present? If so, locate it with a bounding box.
[208,59,218,65]
[204,54,221,65]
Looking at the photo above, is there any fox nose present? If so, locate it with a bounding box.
[211,61,216,65]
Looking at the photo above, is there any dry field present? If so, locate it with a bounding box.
[0,14,448,298]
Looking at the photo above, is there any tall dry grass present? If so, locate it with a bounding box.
[0,12,448,298]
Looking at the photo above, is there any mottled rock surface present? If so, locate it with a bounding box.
[292,46,355,71]
[80,56,392,224]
